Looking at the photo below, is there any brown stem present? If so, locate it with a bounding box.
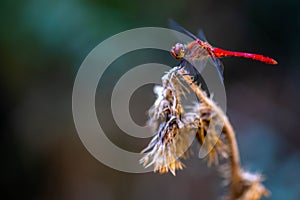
[183,77,242,198]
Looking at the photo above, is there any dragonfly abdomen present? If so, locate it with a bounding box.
[213,48,277,65]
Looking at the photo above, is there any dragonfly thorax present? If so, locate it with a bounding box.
[171,43,185,59]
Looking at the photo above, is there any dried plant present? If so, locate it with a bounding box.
[140,66,270,200]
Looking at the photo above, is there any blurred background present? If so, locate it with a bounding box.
[1,0,300,199]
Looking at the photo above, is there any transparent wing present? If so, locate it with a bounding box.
[212,57,224,81]
[184,52,224,84]
[179,59,210,94]
[168,19,198,41]
[197,29,208,42]
[196,29,224,80]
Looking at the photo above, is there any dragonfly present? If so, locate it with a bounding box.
[169,20,278,84]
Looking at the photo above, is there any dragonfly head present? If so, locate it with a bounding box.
[171,43,185,59]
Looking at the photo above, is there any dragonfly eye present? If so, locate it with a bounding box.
[171,43,185,59]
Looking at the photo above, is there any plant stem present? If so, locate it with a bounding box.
[183,78,242,198]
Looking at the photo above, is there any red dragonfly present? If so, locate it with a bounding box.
[169,20,277,83]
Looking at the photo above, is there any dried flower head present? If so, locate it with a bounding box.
[139,66,270,200]
[140,67,195,175]
[221,166,270,200]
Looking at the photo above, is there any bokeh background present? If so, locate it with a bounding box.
[1,0,300,199]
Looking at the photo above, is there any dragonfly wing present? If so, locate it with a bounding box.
[197,29,208,42]
[186,54,224,85]
[179,59,210,94]
[168,19,198,41]
[196,29,224,81]
[212,57,224,82]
